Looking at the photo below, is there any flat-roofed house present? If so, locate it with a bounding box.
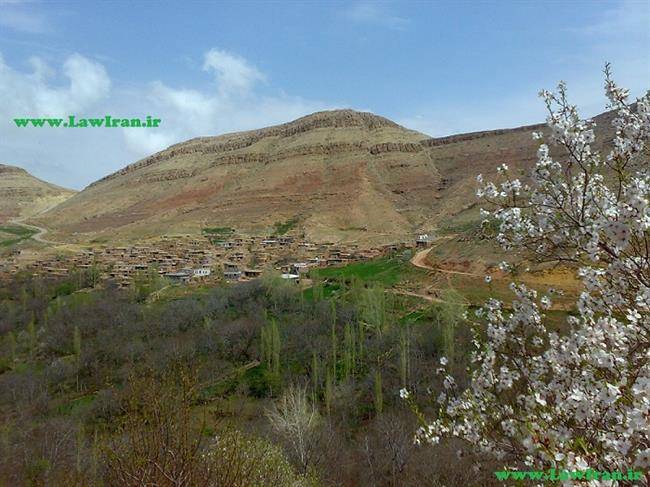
[165,270,192,283]
[193,267,211,278]
[243,269,262,279]
[224,270,242,281]
[416,234,432,248]
[290,262,310,275]
[281,273,300,283]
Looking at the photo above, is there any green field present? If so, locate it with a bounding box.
[273,218,298,235]
[202,226,235,235]
[311,253,414,287]
[0,224,37,247]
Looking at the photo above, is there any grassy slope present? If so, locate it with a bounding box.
[0,224,38,247]
[307,239,579,330]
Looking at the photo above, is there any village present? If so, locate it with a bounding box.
[0,231,431,288]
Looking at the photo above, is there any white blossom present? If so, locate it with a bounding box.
[413,68,650,473]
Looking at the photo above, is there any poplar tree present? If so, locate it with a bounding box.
[7,332,16,365]
[330,303,337,381]
[399,325,411,389]
[342,323,356,381]
[26,316,36,358]
[324,368,333,415]
[311,352,319,404]
[373,370,383,415]
[74,326,82,391]
[271,319,281,375]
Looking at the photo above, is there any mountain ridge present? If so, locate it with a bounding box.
[28,108,618,244]
[88,109,414,188]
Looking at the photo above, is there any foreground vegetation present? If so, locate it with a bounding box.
[0,257,496,486]
[2,71,642,485]
[409,70,649,476]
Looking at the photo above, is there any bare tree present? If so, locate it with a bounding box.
[266,384,324,474]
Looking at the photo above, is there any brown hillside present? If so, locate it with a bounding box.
[33,108,618,244]
[0,164,75,223]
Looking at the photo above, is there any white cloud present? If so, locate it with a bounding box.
[202,48,265,96]
[0,52,116,188]
[0,49,333,189]
[575,0,649,38]
[0,1,48,33]
[0,54,111,118]
[344,1,409,30]
[120,49,331,157]
[122,129,177,157]
[0,52,110,116]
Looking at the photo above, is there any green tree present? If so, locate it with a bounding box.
[26,316,37,358]
[6,332,16,365]
[311,352,320,403]
[360,285,388,337]
[271,319,281,375]
[342,323,356,381]
[428,289,465,363]
[399,324,411,388]
[330,305,337,381]
[311,270,324,302]
[324,369,333,416]
[260,319,281,376]
[73,325,82,391]
[374,370,383,415]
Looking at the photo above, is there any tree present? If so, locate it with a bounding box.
[260,319,281,376]
[104,370,306,486]
[26,315,37,358]
[342,323,357,381]
[398,324,410,389]
[266,385,323,474]
[374,370,383,415]
[324,369,333,416]
[73,326,82,392]
[407,68,650,472]
[360,285,388,337]
[6,332,16,366]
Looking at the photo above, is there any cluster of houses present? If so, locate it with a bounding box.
[0,231,428,287]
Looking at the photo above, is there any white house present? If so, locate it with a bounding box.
[193,267,211,278]
[281,273,300,283]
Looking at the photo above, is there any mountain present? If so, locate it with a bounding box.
[32,108,618,244]
[0,164,76,223]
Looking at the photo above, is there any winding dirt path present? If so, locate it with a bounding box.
[410,246,482,277]
[9,220,57,244]
[410,247,435,270]
[390,288,440,303]
[8,203,62,245]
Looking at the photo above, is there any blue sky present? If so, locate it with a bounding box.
[0,0,648,189]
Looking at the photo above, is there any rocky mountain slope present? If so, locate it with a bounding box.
[32,108,618,244]
[0,164,75,223]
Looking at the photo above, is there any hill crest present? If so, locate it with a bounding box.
[34,108,618,244]
[0,163,76,223]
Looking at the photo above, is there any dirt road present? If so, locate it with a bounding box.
[390,288,439,303]
[410,247,435,270]
[410,246,482,277]
[9,204,61,245]
[9,220,57,244]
